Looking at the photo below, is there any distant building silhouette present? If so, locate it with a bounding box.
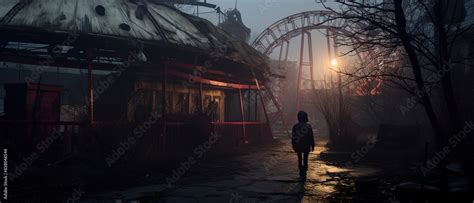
[219,8,251,42]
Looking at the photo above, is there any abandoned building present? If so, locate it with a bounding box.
[0,0,273,164]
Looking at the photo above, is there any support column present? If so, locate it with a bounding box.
[254,78,269,124]
[278,43,284,69]
[333,31,343,147]
[247,87,251,121]
[333,30,340,89]
[264,83,291,138]
[254,90,258,121]
[199,83,204,113]
[238,88,247,143]
[332,31,339,59]
[307,31,316,91]
[326,29,333,88]
[283,40,290,107]
[296,31,305,112]
[326,29,333,60]
[162,63,168,153]
[284,40,290,69]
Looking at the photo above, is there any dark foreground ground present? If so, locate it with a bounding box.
[80,138,392,202]
[10,136,474,202]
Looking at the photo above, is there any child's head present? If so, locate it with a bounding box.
[297,111,308,123]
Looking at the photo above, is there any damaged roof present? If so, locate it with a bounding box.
[0,0,269,72]
[0,0,210,48]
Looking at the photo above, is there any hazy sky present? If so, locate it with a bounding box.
[187,0,328,41]
[194,0,341,81]
[210,0,324,37]
[177,0,348,81]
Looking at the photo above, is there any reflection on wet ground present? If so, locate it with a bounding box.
[81,138,392,202]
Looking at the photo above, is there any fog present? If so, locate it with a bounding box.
[186,0,329,40]
[185,0,347,81]
[2,1,473,202]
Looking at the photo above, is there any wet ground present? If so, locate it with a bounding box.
[79,137,392,203]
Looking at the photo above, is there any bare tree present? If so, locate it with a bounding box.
[318,0,473,193]
[313,81,355,150]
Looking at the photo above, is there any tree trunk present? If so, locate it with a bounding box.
[393,0,448,194]
[434,0,462,134]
